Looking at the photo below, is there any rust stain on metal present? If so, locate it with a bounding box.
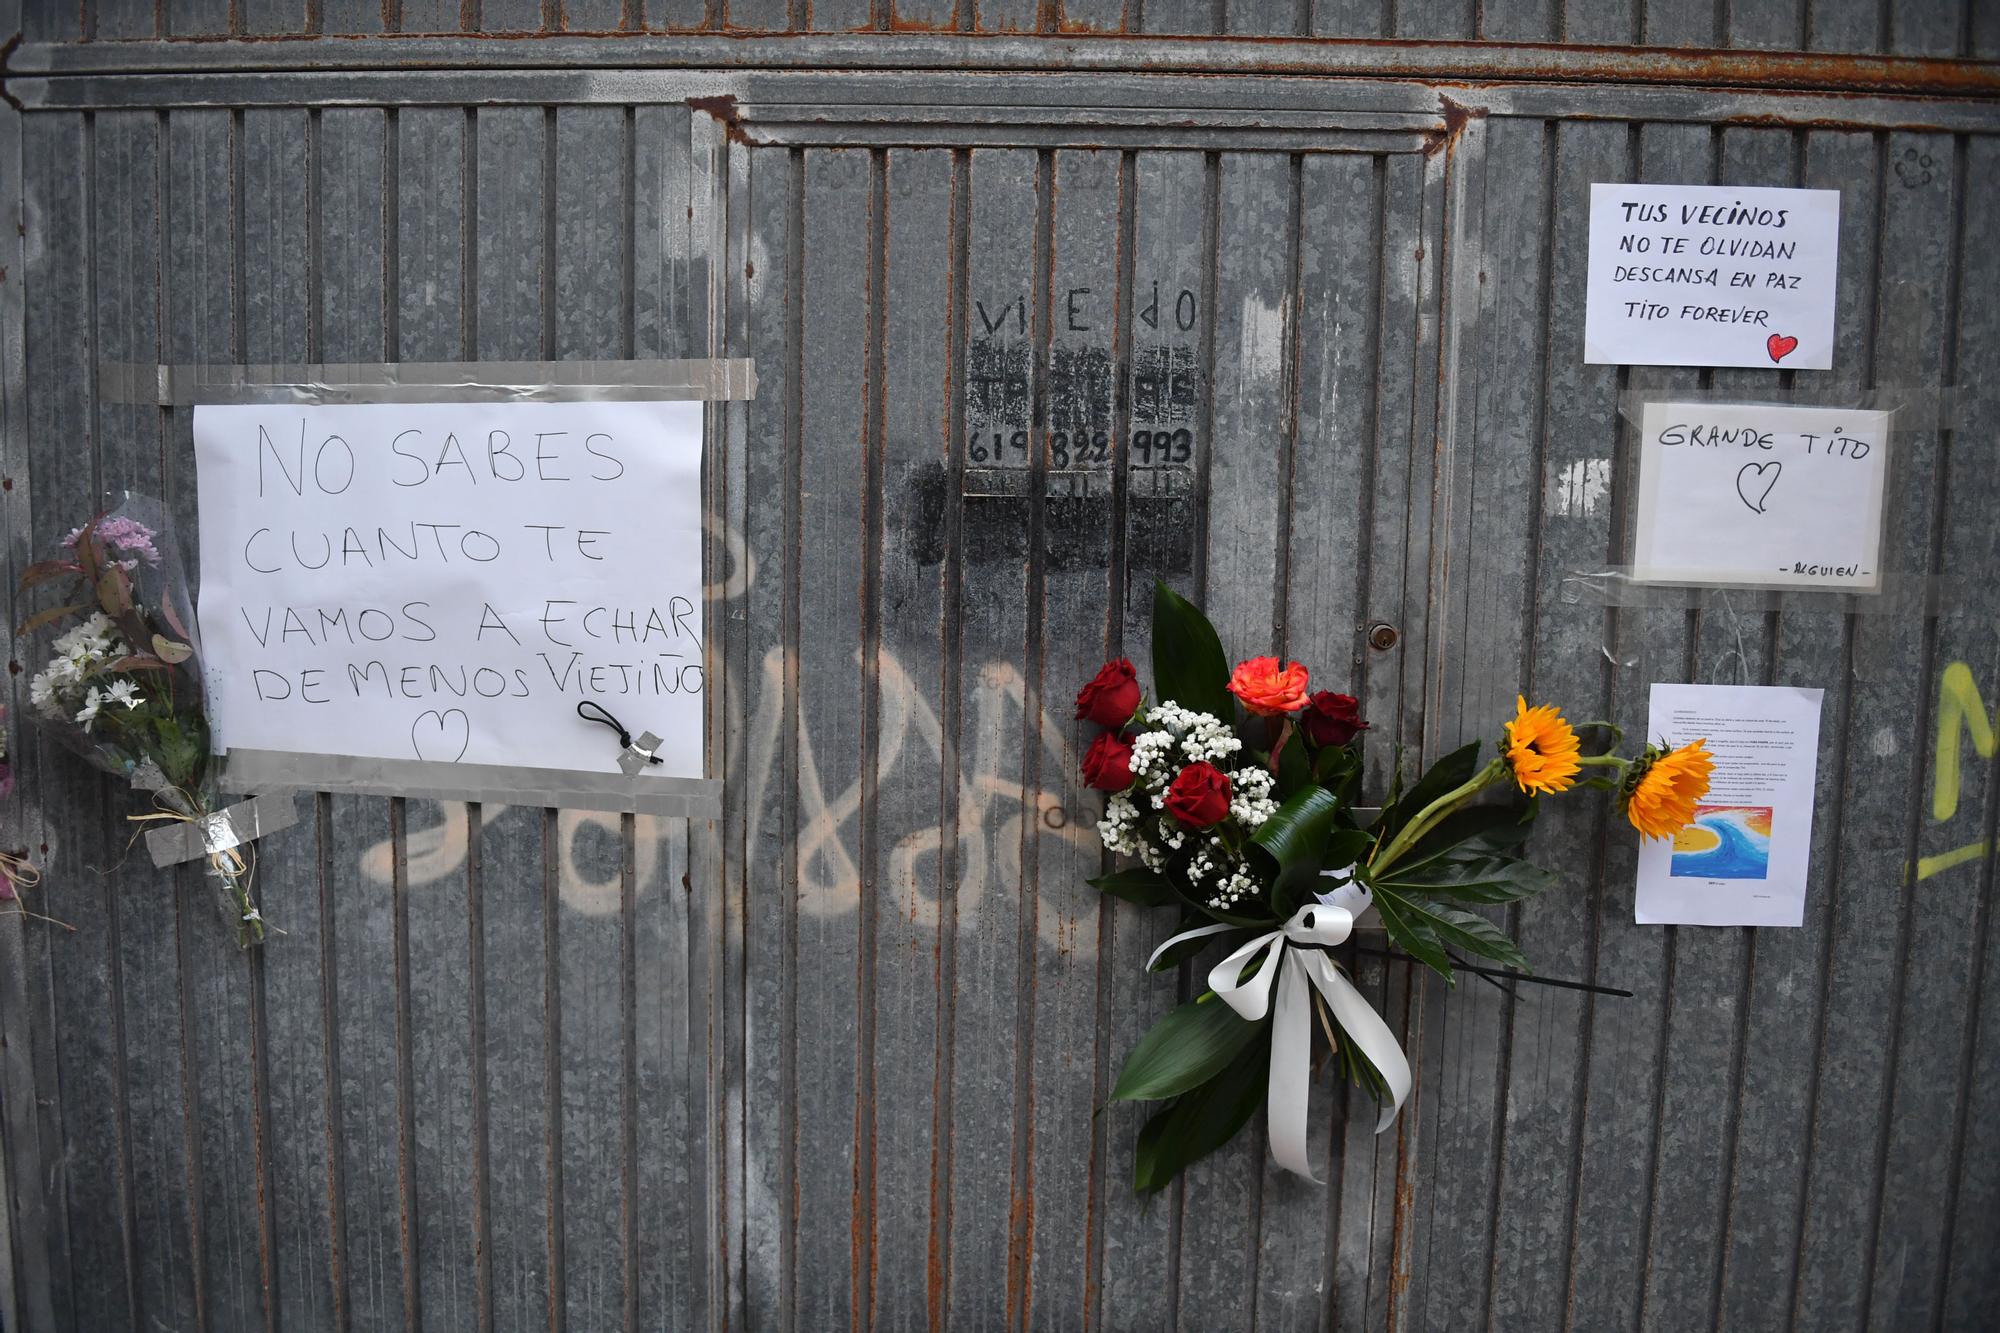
[83,33,2000,100]
[1007,1171,1035,1322]
[885,12,962,33]
[687,93,761,147]
[926,1128,946,1328]
[0,33,23,114]
[1426,94,1486,159]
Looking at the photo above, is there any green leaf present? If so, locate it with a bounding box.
[1089,866,1178,907]
[1314,742,1361,796]
[1273,722,1310,794]
[1321,827,1374,876]
[1383,888,1531,972]
[19,559,80,590]
[105,655,173,673]
[1133,1035,1269,1194]
[1373,740,1483,841]
[150,634,194,665]
[17,603,88,635]
[1111,994,1261,1103]
[158,594,195,643]
[1151,580,1234,721]
[1379,803,1537,885]
[95,567,133,617]
[1370,885,1454,979]
[1379,854,1554,905]
[1250,784,1343,893]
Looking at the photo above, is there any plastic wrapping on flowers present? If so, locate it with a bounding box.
[17,493,264,945]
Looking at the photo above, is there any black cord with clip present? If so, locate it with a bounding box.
[575,701,663,766]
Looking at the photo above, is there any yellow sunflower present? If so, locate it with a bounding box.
[1623,739,1715,839]
[1504,696,1582,795]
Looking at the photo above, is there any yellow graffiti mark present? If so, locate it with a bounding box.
[1916,840,1990,882]
[1933,661,1996,823]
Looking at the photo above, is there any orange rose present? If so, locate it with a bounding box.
[1226,656,1310,717]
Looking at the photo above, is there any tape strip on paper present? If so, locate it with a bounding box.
[144,792,303,869]
[1559,568,1962,616]
[1614,384,1964,431]
[218,749,723,819]
[99,358,758,406]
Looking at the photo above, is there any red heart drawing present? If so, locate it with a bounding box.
[1767,333,1799,363]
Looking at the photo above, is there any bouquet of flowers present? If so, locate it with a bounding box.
[1082,584,1713,1191]
[18,496,264,945]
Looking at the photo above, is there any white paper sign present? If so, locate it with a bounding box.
[1585,184,1840,369]
[1635,683,1824,927]
[193,400,706,779]
[1631,401,1889,592]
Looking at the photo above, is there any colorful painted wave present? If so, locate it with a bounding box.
[1669,805,1772,880]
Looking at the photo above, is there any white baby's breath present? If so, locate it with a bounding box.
[1093,698,1276,914]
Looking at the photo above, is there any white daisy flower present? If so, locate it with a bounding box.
[74,687,104,731]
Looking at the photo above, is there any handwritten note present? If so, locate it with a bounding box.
[1635,682,1824,928]
[193,400,706,779]
[1585,184,1840,369]
[1631,401,1889,593]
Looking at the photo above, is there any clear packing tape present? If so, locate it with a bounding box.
[1560,568,1965,617]
[99,358,758,406]
[1575,383,1971,618]
[144,791,302,869]
[1613,382,1968,432]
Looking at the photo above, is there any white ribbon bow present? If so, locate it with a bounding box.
[1145,877,1411,1181]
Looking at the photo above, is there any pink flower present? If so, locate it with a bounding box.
[63,515,161,567]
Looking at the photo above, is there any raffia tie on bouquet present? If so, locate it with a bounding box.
[0,850,40,896]
[1146,881,1411,1182]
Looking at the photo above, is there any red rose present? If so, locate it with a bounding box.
[1081,732,1135,791]
[1075,658,1141,729]
[1164,762,1233,828]
[1301,691,1368,747]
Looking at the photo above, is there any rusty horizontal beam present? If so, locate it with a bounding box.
[7,32,1999,101]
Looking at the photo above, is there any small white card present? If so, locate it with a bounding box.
[1631,401,1889,592]
[1635,683,1824,928]
[1585,184,1841,369]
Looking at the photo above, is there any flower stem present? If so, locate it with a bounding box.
[1368,758,1506,876]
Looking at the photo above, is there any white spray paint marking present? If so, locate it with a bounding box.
[1550,459,1613,518]
[1238,295,1286,382]
[1872,726,1899,759]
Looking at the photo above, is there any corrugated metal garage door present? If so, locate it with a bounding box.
[2,4,1998,1330]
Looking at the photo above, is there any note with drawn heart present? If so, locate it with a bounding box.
[1630,401,1889,593]
[191,397,712,798]
[1735,460,1781,514]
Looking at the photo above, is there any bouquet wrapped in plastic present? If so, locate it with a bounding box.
[19,495,265,945]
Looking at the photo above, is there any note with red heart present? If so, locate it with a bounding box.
[1584,184,1840,369]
